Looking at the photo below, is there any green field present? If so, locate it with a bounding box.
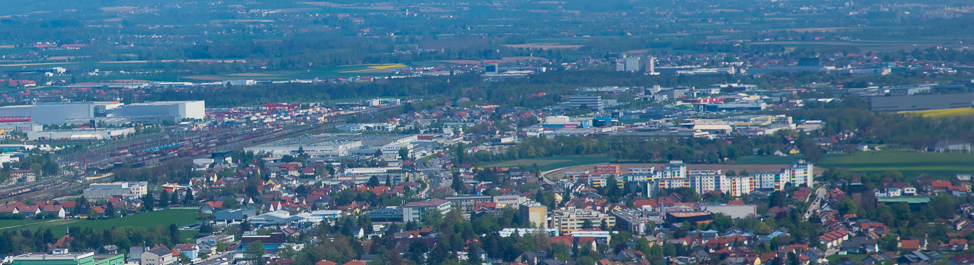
[818,150,974,179]
[0,209,201,238]
[731,155,805,165]
[482,156,613,171]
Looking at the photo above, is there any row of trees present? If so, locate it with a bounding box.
[0,224,184,256]
[458,132,824,166]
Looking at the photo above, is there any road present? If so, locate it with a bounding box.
[196,252,233,265]
[804,183,828,221]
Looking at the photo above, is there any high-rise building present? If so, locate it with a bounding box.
[568,96,603,110]
[519,202,548,229]
[645,56,658,75]
[639,161,814,196]
[625,56,641,72]
[551,208,616,235]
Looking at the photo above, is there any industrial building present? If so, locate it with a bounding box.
[0,102,95,126]
[28,128,135,141]
[0,101,205,130]
[245,134,363,157]
[247,133,424,160]
[870,93,974,112]
[105,101,206,122]
[10,250,125,265]
[402,198,451,222]
[83,181,149,200]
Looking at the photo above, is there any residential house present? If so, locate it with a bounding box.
[142,245,175,265]
[173,244,200,260]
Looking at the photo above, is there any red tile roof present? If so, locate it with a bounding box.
[900,240,921,250]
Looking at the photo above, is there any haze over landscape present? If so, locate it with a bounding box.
[0,1,973,265]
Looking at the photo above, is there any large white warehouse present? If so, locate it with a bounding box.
[0,101,205,128]
[107,101,206,122]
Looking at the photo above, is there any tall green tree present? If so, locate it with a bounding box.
[245,241,265,265]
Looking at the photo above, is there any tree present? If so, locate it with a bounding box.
[451,172,464,194]
[216,242,227,252]
[385,175,392,187]
[399,147,410,161]
[170,224,180,245]
[931,196,956,220]
[105,202,115,219]
[756,222,772,235]
[159,190,170,208]
[385,250,406,265]
[725,170,737,176]
[143,193,155,211]
[407,240,428,264]
[422,209,443,228]
[839,199,858,216]
[223,197,241,209]
[581,219,594,229]
[244,240,265,265]
[199,222,214,234]
[278,245,296,260]
[179,253,191,264]
[184,191,195,205]
[367,176,380,188]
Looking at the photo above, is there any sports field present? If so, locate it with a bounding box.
[818,150,974,179]
[0,209,201,237]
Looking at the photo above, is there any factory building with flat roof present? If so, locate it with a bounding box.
[0,101,205,129]
[870,93,974,112]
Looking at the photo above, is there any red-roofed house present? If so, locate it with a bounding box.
[899,240,921,251]
[315,260,337,265]
[42,205,65,218]
[634,199,658,210]
[931,180,952,193]
[550,235,573,246]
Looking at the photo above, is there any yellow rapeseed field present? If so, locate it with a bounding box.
[902,108,974,118]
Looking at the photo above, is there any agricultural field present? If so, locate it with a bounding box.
[903,108,974,118]
[0,209,201,238]
[817,150,974,179]
[731,155,805,165]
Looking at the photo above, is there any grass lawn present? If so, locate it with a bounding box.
[825,254,868,264]
[818,150,974,179]
[0,209,201,237]
[482,156,613,171]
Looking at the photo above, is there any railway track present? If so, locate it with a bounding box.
[0,106,396,201]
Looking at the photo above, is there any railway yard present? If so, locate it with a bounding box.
[0,104,395,203]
